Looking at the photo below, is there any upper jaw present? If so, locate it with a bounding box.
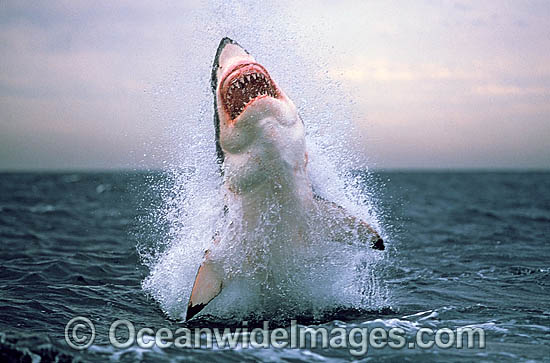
[219,62,280,123]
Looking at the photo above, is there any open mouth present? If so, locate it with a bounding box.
[221,63,279,121]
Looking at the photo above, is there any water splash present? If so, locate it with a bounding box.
[140,0,389,321]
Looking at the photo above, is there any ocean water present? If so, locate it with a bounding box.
[0,171,549,362]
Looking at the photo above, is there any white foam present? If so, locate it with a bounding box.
[140,0,389,321]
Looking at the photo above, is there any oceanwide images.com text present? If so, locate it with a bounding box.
[65,317,486,356]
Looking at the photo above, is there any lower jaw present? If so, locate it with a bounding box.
[226,95,273,123]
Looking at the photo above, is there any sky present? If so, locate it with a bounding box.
[1,0,549,170]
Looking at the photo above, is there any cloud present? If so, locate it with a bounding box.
[329,59,480,82]
[1,0,549,170]
[0,1,200,170]
[473,85,549,96]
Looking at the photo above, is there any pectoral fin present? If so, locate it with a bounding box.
[314,194,385,250]
[186,253,222,320]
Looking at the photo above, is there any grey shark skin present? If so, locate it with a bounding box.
[186,37,384,320]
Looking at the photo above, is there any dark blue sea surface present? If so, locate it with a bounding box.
[0,171,549,362]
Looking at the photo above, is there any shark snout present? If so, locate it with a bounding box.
[211,38,251,92]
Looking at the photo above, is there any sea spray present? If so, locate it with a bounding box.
[140,0,389,321]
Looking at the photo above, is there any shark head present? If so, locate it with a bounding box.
[211,38,308,194]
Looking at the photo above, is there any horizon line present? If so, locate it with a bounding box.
[0,167,549,174]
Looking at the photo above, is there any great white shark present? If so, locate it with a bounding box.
[186,38,384,320]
